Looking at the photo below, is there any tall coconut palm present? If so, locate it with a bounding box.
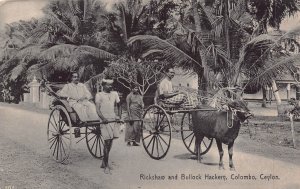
[128,0,299,106]
[0,0,119,83]
[235,0,298,106]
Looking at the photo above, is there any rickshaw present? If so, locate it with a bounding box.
[44,82,115,163]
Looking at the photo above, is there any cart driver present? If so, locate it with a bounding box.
[58,71,99,122]
[155,66,186,105]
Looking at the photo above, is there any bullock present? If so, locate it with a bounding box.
[191,100,253,170]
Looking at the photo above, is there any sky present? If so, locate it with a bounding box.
[0,0,121,28]
[0,0,299,31]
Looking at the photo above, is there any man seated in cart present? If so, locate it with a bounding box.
[58,71,99,122]
[155,66,195,108]
[95,79,122,174]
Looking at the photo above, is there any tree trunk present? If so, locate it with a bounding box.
[262,86,267,108]
[191,0,209,103]
[296,85,300,100]
[296,75,300,100]
[271,80,281,106]
[223,0,231,59]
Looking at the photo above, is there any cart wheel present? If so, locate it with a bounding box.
[47,105,72,163]
[85,125,104,159]
[181,113,213,155]
[141,105,171,160]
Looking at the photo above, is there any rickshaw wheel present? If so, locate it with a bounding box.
[85,125,104,159]
[47,105,72,163]
[181,112,213,155]
[141,105,171,160]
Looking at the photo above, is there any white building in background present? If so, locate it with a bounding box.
[172,68,198,89]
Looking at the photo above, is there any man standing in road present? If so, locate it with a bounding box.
[95,79,122,174]
[59,71,99,121]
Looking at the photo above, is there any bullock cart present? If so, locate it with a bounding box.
[141,104,214,160]
[43,82,126,163]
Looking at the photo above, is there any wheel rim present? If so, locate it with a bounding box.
[181,113,213,155]
[47,105,72,163]
[181,113,196,154]
[85,126,104,159]
[142,105,171,160]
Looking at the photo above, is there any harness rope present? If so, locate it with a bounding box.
[227,108,235,128]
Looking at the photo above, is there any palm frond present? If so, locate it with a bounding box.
[44,9,74,35]
[233,33,281,84]
[39,44,75,60]
[39,44,117,60]
[78,45,117,59]
[141,49,163,58]
[245,54,297,88]
[10,61,28,80]
[0,44,44,75]
[128,35,202,69]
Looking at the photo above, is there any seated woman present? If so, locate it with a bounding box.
[58,71,99,122]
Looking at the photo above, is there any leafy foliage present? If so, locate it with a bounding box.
[106,57,166,96]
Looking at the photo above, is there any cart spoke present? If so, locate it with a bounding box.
[56,139,60,160]
[156,136,159,157]
[49,120,58,131]
[49,137,56,145]
[90,135,98,151]
[157,134,168,146]
[188,135,195,149]
[52,111,59,126]
[146,135,155,149]
[151,136,156,156]
[86,132,92,136]
[52,139,58,156]
[184,132,193,140]
[60,137,67,157]
[155,114,165,128]
[88,134,97,143]
[203,140,208,148]
[48,129,57,133]
[94,136,99,155]
[98,137,103,157]
[49,137,57,149]
[61,122,66,130]
[143,133,154,140]
[59,137,63,161]
[48,135,56,141]
[58,112,62,128]
[157,136,166,154]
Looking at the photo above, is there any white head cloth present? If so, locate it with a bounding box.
[102,79,114,85]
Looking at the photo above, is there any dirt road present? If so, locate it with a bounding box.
[0,104,299,189]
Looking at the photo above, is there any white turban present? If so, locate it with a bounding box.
[102,79,114,85]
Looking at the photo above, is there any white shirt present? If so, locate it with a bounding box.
[59,83,92,101]
[158,77,173,95]
[95,91,120,119]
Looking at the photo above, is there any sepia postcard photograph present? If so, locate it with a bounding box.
[0,0,300,188]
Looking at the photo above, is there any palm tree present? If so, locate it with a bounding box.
[0,0,119,82]
[128,0,299,107]
[236,0,298,106]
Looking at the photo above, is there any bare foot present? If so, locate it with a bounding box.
[107,164,114,170]
[104,167,112,174]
